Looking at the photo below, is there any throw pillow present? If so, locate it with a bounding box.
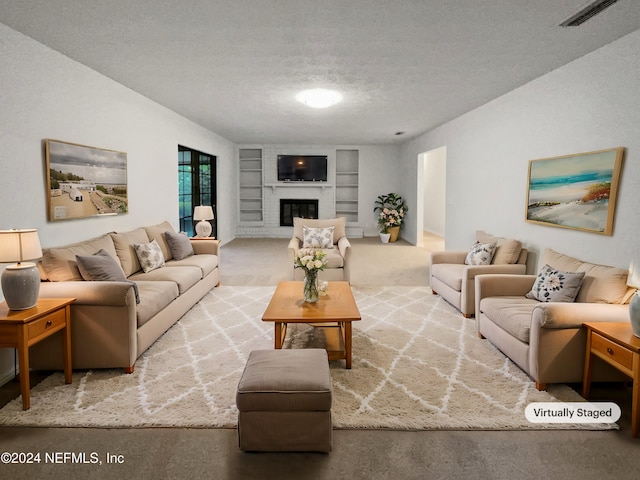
[464,242,497,265]
[164,231,194,261]
[525,264,586,303]
[133,239,165,273]
[302,226,335,249]
[76,249,140,304]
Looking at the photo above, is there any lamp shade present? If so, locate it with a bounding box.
[0,229,43,263]
[193,206,214,221]
[628,261,640,289]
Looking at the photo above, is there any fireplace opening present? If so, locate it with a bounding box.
[280,199,318,226]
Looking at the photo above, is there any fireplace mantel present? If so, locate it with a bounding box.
[265,183,333,193]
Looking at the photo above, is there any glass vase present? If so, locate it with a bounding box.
[303,269,320,303]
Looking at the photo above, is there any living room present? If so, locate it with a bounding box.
[1,1,640,478]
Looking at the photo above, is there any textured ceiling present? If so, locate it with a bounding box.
[1,1,639,145]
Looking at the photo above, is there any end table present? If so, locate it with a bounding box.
[0,298,75,410]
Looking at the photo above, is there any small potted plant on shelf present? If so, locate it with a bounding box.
[374,193,408,243]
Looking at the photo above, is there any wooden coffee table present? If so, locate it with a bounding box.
[262,281,361,368]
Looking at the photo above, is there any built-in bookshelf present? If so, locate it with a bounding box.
[335,149,359,223]
[238,148,263,222]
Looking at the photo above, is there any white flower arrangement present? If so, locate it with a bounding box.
[294,248,327,273]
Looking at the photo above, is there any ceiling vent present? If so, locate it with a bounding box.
[560,0,619,27]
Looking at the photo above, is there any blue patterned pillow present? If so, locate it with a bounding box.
[464,242,496,265]
[526,264,585,302]
[302,226,334,249]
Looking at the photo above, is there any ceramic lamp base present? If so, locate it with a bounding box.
[630,293,640,338]
[195,220,212,238]
[1,263,40,310]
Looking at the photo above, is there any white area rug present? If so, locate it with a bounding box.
[0,286,613,430]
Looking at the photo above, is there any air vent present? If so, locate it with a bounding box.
[560,0,619,27]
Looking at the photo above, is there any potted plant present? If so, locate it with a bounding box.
[373,193,408,243]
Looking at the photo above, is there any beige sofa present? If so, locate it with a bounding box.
[30,221,219,373]
[430,231,528,317]
[476,248,635,390]
[287,217,351,282]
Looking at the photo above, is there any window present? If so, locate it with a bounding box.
[178,146,217,238]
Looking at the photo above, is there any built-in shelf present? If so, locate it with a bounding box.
[335,150,359,222]
[239,148,263,223]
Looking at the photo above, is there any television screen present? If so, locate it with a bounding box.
[277,155,327,182]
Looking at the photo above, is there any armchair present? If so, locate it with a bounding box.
[430,230,528,317]
[287,217,351,282]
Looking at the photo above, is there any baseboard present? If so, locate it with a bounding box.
[0,366,16,387]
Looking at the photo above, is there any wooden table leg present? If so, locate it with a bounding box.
[582,329,593,399]
[17,326,30,410]
[274,323,282,349]
[345,321,352,369]
[62,306,72,384]
[632,355,639,438]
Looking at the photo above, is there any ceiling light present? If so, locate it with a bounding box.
[295,89,343,109]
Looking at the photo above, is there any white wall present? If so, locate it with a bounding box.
[400,28,640,270]
[422,146,446,237]
[0,24,236,383]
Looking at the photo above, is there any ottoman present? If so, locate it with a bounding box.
[236,349,332,452]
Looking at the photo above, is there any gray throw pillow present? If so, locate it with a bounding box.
[76,249,140,304]
[525,264,585,303]
[164,231,194,260]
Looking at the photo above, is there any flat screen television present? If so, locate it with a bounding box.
[277,155,328,182]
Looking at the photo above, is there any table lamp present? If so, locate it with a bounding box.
[0,229,43,310]
[193,205,214,238]
[628,261,640,337]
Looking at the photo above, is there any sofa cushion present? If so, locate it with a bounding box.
[294,217,345,245]
[41,233,117,282]
[129,265,201,294]
[135,281,179,328]
[144,221,176,261]
[164,231,194,260]
[76,249,140,304]
[465,242,496,265]
[110,227,149,277]
[476,231,523,265]
[480,297,539,343]
[430,263,464,292]
[542,249,633,304]
[134,239,165,273]
[525,264,585,303]
[165,254,219,278]
[303,225,335,249]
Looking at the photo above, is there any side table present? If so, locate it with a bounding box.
[0,298,75,410]
[582,321,640,437]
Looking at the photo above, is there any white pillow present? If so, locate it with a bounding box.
[302,226,334,249]
[525,264,585,302]
[133,239,165,273]
[464,242,497,265]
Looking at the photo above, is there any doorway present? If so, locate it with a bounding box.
[416,146,446,247]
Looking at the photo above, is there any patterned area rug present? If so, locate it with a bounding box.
[0,286,613,430]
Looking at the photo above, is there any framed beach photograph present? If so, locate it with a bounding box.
[525,147,624,235]
[45,139,128,222]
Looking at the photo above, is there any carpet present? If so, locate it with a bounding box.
[0,286,614,430]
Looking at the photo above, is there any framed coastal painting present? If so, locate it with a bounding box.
[45,139,128,222]
[525,147,624,236]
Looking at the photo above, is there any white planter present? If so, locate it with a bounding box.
[379,233,390,243]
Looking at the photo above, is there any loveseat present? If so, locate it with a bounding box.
[430,230,528,317]
[287,217,351,282]
[29,221,219,373]
[475,248,635,390]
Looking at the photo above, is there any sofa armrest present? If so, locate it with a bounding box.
[431,251,467,265]
[475,274,536,301]
[190,238,220,256]
[464,263,527,280]
[532,302,630,330]
[337,236,351,259]
[39,281,136,306]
